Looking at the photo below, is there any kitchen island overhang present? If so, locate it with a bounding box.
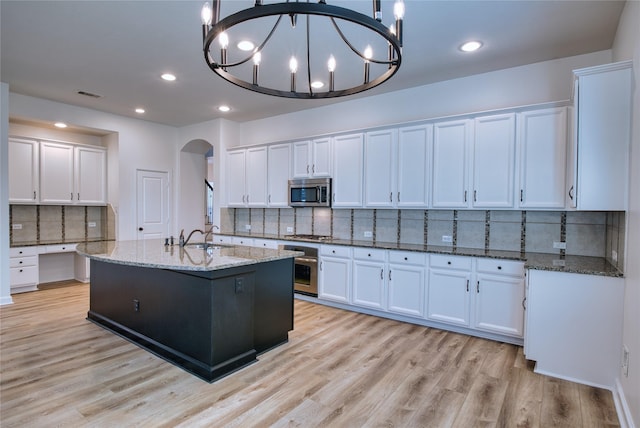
[77,240,301,382]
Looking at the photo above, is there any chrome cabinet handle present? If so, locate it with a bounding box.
[389,192,393,202]
[520,189,524,203]
[466,279,469,292]
[522,297,527,310]
[33,191,37,200]
[307,165,310,174]
[569,185,574,200]
[380,269,383,280]
[397,192,400,202]
[464,190,467,203]
[312,164,315,174]
[70,192,73,200]
[473,190,477,202]
[476,281,480,293]
[389,270,392,281]
[268,194,271,204]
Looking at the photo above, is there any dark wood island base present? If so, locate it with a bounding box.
[87,258,294,382]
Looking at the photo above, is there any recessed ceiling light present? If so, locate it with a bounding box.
[135,108,146,114]
[161,73,176,81]
[218,105,231,112]
[460,41,483,52]
[237,40,255,51]
[54,122,67,128]
[311,81,324,89]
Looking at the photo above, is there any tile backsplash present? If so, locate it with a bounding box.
[10,204,116,245]
[223,208,626,271]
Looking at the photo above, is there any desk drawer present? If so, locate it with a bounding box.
[44,244,77,253]
[10,246,38,257]
[10,266,38,286]
[10,256,37,268]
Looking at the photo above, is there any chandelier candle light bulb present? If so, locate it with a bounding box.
[328,55,336,92]
[289,56,298,92]
[394,0,404,47]
[253,52,261,85]
[364,46,373,84]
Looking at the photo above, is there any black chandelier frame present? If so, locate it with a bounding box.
[202,1,403,99]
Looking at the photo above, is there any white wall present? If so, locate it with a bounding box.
[612,1,640,426]
[9,93,179,241]
[0,83,12,305]
[237,51,612,146]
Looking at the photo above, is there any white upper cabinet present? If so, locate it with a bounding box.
[397,125,432,208]
[292,138,331,178]
[226,149,247,207]
[245,147,268,207]
[570,61,632,210]
[39,141,75,204]
[364,125,431,209]
[267,143,291,207]
[432,119,472,208]
[226,147,268,207]
[8,138,39,204]
[364,129,397,207]
[517,107,567,209]
[472,113,515,208]
[332,133,364,208]
[75,146,107,205]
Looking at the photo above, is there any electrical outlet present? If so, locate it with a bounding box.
[245,224,251,231]
[12,223,22,230]
[88,222,97,228]
[612,250,618,263]
[364,231,373,238]
[286,226,293,233]
[553,241,566,250]
[622,345,630,377]
[442,235,452,243]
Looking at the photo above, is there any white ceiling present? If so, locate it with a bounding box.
[0,1,625,127]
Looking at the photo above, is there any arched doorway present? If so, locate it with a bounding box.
[178,139,214,234]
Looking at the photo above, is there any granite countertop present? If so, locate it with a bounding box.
[76,239,302,272]
[220,232,623,278]
[11,238,110,248]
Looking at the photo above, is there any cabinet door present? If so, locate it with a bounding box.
[40,141,74,204]
[397,125,431,208]
[292,140,311,178]
[311,138,332,177]
[267,144,291,207]
[432,120,471,208]
[75,146,107,205]
[8,138,39,203]
[319,256,351,303]
[226,149,247,207]
[474,274,524,337]
[332,133,364,207]
[353,260,386,310]
[518,108,567,208]
[364,129,396,207]
[246,147,268,207]
[473,114,515,208]
[388,263,425,317]
[575,63,632,210]
[427,268,470,327]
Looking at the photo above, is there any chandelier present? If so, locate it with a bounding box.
[200,0,404,99]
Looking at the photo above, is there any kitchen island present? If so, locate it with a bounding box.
[76,240,300,382]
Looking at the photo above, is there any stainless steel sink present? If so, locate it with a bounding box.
[185,242,233,250]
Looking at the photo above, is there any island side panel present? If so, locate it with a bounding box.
[254,258,295,353]
[87,259,257,382]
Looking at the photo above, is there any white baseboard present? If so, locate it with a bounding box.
[0,295,14,306]
[613,377,636,428]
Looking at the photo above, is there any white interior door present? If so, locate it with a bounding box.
[136,170,169,240]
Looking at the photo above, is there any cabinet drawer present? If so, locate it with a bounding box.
[389,250,427,265]
[430,254,472,270]
[253,239,279,249]
[44,244,77,253]
[10,266,39,286]
[320,245,351,258]
[232,237,254,246]
[476,258,524,277]
[9,255,38,268]
[212,235,233,244]
[10,246,38,257]
[353,247,386,262]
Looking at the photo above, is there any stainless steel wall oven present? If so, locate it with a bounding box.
[283,244,318,297]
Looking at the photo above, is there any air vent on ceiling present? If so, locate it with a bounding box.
[77,90,102,98]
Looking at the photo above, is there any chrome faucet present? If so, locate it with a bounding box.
[204,225,219,242]
[179,228,205,247]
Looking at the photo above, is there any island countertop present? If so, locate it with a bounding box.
[76,239,302,272]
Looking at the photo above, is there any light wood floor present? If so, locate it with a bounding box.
[1,282,620,427]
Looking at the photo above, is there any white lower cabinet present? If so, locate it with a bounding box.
[388,251,426,317]
[353,248,387,310]
[474,259,525,337]
[319,245,352,304]
[9,246,39,293]
[427,255,472,327]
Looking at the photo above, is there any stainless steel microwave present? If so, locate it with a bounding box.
[288,178,331,207]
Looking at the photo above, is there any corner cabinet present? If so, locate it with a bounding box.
[8,138,39,204]
[569,61,632,210]
[332,133,364,208]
